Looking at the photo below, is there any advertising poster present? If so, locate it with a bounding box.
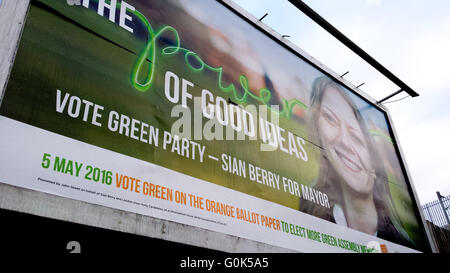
[0,0,428,252]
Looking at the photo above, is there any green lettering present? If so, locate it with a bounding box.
[75,162,83,177]
[306,229,321,242]
[41,153,51,169]
[65,161,74,175]
[128,8,307,120]
[53,157,66,173]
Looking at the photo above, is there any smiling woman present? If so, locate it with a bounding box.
[300,76,414,247]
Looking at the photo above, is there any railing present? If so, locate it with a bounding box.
[422,192,450,253]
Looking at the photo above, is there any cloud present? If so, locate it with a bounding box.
[366,0,382,6]
[400,22,450,91]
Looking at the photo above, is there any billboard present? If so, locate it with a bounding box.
[0,0,428,252]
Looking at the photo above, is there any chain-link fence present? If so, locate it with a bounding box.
[422,192,450,253]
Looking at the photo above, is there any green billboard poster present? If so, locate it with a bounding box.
[0,0,428,252]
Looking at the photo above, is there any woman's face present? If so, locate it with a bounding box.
[318,86,375,196]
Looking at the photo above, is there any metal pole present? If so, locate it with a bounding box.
[377,89,403,104]
[287,0,419,98]
[437,191,450,227]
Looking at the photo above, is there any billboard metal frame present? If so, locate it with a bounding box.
[219,0,435,252]
[287,0,419,99]
[0,0,436,252]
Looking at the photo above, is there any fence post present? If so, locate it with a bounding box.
[437,191,450,228]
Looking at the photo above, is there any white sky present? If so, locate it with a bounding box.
[233,0,450,205]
